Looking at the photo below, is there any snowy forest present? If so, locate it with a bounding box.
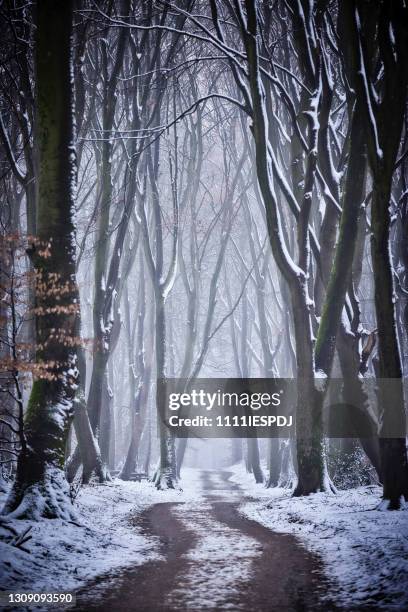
[1,1,408,610]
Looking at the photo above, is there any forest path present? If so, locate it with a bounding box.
[75,470,340,611]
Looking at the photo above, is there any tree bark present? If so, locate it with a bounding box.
[354,0,408,508]
[3,0,79,519]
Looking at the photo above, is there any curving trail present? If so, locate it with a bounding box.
[75,470,340,611]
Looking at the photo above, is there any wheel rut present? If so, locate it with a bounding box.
[74,470,342,611]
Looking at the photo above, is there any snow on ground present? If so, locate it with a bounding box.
[0,477,190,595]
[230,464,408,610]
[2,465,408,610]
[168,471,262,610]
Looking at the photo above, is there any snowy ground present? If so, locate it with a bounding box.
[230,464,408,610]
[0,478,189,595]
[167,473,262,610]
[2,467,408,610]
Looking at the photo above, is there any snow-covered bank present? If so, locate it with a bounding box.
[230,465,408,609]
[0,478,187,594]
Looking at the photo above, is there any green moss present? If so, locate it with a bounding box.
[24,380,46,425]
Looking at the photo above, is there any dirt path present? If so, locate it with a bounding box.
[75,470,340,611]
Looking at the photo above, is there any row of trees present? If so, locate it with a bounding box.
[1,0,408,517]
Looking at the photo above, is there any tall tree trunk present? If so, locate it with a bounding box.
[120,374,151,480]
[120,261,153,480]
[70,397,106,484]
[154,292,176,488]
[99,371,113,469]
[2,0,79,519]
[108,359,116,471]
[176,438,188,479]
[248,438,264,484]
[84,20,128,479]
[143,413,152,476]
[65,317,105,484]
[372,171,408,506]
[242,0,329,495]
[240,290,264,484]
[351,0,408,508]
[266,438,280,488]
